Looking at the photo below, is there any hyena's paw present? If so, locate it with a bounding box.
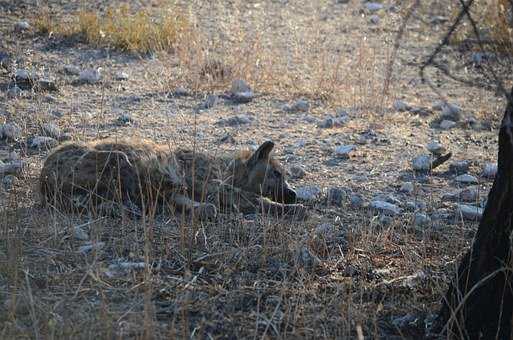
[195,203,218,220]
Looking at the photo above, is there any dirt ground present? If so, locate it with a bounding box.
[0,0,511,339]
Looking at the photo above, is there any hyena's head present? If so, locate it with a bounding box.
[239,141,297,204]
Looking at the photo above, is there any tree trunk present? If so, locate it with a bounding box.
[432,87,513,339]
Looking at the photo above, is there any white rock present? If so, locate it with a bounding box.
[393,100,410,112]
[482,163,497,179]
[426,141,445,156]
[456,204,483,220]
[369,15,380,24]
[335,144,356,158]
[455,174,478,184]
[441,103,462,121]
[400,182,414,194]
[370,200,402,216]
[365,2,384,12]
[79,68,101,84]
[30,136,58,149]
[296,186,322,201]
[439,120,457,130]
[289,164,307,179]
[115,71,129,81]
[412,154,432,172]
[14,21,31,32]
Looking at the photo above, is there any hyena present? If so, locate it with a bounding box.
[39,138,306,219]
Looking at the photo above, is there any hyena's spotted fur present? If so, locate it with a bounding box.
[39,138,305,219]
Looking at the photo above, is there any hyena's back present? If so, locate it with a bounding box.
[40,139,182,211]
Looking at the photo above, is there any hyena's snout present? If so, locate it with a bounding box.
[276,182,297,204]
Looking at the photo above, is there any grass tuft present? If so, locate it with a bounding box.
[35,5,191,54]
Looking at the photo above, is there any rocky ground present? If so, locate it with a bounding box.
[0,0,511,339]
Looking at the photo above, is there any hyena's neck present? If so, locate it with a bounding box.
[219,155,248,188]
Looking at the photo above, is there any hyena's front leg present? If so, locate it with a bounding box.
[173,194,217,220]
[207,182,307,219]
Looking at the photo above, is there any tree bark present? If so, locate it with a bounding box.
[432,87,513,339]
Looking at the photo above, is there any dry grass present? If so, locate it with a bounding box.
[35,5,191,54]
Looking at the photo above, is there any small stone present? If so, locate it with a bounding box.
[441,103,462,121]
[73,226,89,241]
[0,160,24,177]
[79,68,101,84]
[318,115,348,128]
[405,200,426,212]
[78,242,105,254]
[29,136,58,150]
[6,86,22,98]
[1,123,22,140]
[400,182,414,194]
[296,186,322,201]
[432,100,445,111]
[284,99,309,113]
[449,160,470,174]
[232,91,254,103]
[2,175,16,190]
[14,21,31,32]
[115,71,129,81]
[14,69,33,83]
[174,86,189,96]
[432,208,452,221]
[216,114,252,126]
[41,122,62,139]
[327,187,347,206]
[289,164,307,179]
[369,15,380,24]
[105,261,146,278]
[439,119,457,130]
[370,200,402,216]
[482,163,497,179]
[455,174,478,184]
[64,64,81,76]
[393,100,410,112]
[456,204,483,221]
[200,94,219,109]
[350,193,365,208]
[335,144,356,158]
[412,154,432,172]
[414,213,431,227]
[365,2,384,12]
[426,141,446,156]
[117,112,133,125]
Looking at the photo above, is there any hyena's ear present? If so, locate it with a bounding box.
[247,141,274,166]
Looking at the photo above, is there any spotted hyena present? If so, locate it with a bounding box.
[39,138,306,219]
